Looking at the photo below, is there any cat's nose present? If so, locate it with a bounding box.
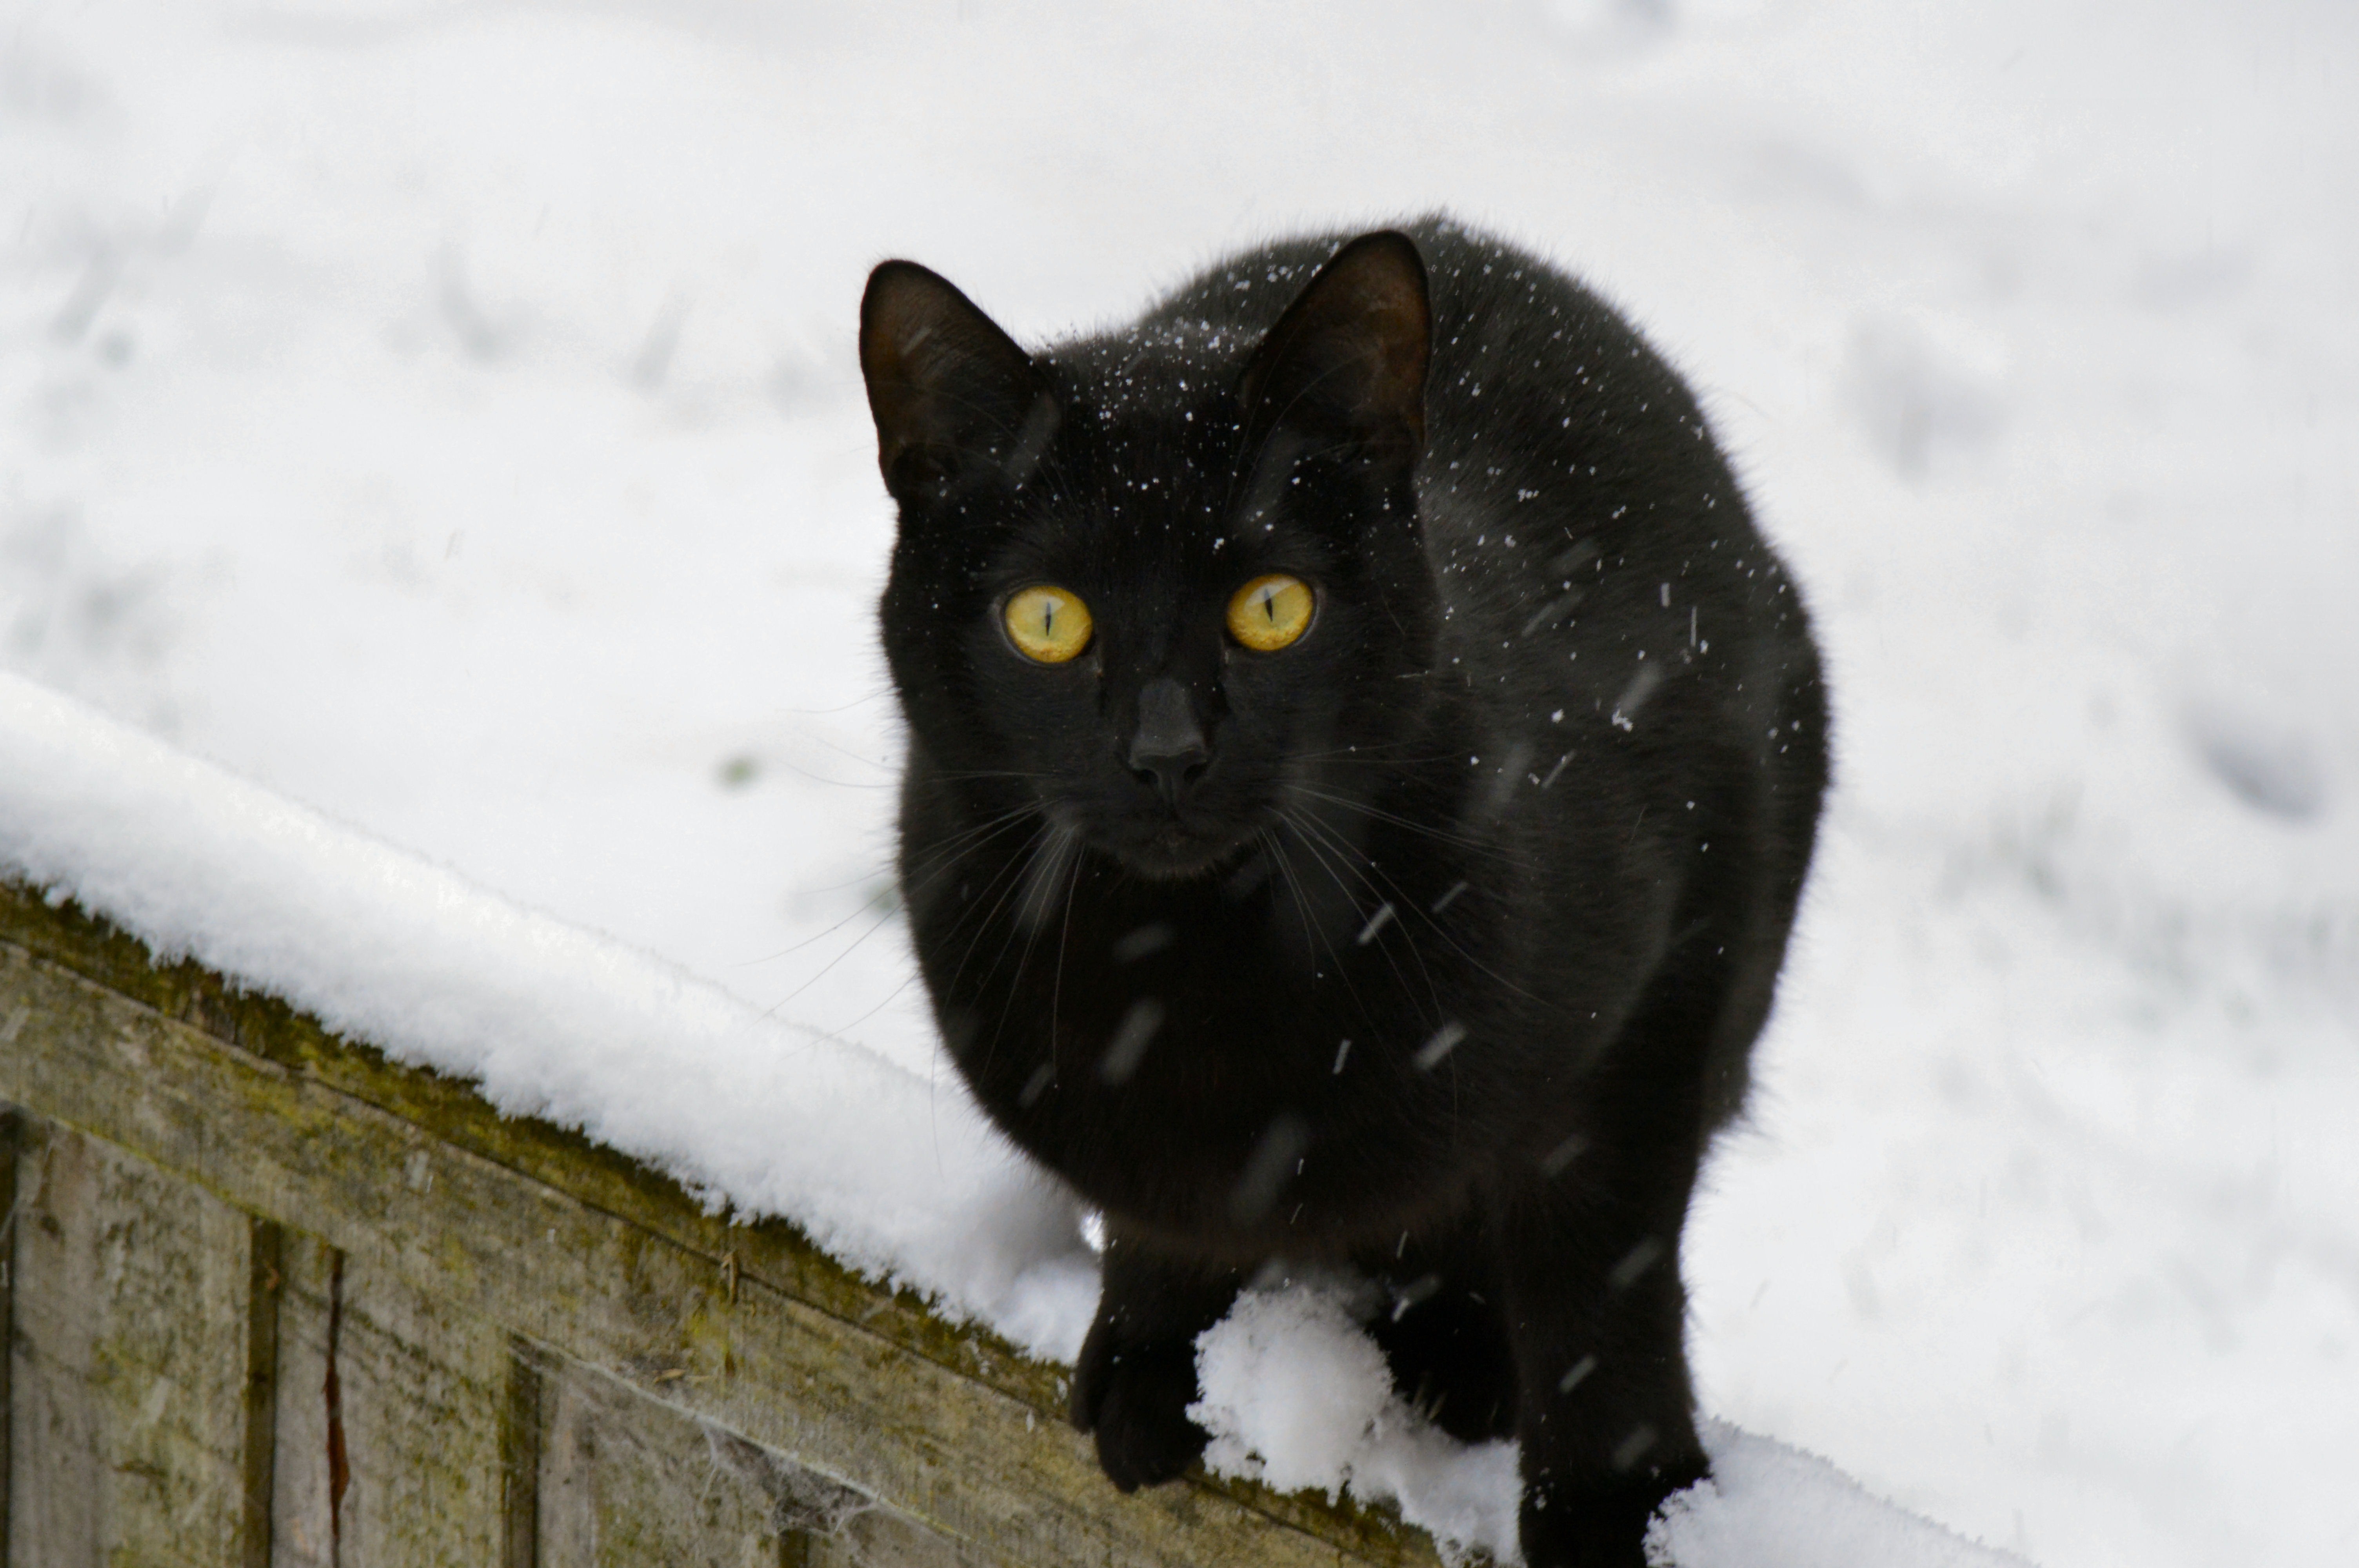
[1127,678,1209,806]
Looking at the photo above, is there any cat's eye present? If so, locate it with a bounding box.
[1003,584,1094,663]
[1226,573,1315,652]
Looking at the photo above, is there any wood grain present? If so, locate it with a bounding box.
[1,881,1438,1566]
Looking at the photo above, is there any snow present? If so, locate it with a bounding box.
[1190,1276,2037,1568]
[1648,1425,2032,1568]
[1194,1277,1527,1560]
[4,2,2355,1565]
[0,673,1097,1348]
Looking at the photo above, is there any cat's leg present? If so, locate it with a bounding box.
[1069,1225,1244,1492]
[1491,1169,1710,1568]
[1365,1216,1518,1443]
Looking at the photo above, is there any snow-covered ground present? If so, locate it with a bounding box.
[3,2,2352,1564]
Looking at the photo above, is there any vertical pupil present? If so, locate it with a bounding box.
[1041,601,1055,636]
[1261,588,1278,622]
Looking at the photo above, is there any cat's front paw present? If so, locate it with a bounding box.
[1369,1283,1518,1443]
[1069,1327,1209,1492]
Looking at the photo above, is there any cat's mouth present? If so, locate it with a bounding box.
[1100,817,1254,882]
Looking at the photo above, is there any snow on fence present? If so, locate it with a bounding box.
[0,673,2045,1567]
[0,876,1433,1566]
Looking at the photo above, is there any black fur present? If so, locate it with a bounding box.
[859,216,1828,1566]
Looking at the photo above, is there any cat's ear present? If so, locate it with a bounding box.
[1238,231,1430,470]
[860,261,1054,504]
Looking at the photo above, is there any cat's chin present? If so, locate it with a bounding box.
[1106,826,1250,882]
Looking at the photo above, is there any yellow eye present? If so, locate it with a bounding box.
[1226,573,1315,652]
[1003,584,1094,663]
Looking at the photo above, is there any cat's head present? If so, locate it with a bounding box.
[862,233,1440,880]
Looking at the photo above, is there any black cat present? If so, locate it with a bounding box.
[858,216,1827,1566]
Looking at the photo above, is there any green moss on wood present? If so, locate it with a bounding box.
[0,878,1443,1567]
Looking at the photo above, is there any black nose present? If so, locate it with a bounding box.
[1128,677,1209,806]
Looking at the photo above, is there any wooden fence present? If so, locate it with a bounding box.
[0,880,1439,1566]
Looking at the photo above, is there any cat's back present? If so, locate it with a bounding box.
[1145,215,1756,619]
[1152,220,1824,1102]
[1141,214,1693,481]
[1151,216,1816,752]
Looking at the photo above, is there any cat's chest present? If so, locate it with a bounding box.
[920,843,1469,1097]
[943,873,1510,1241]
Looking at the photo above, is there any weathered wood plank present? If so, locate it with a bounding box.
[241,1216,283,1568]
[533,1348,1000,1568]
[266,1235,334,1568]
[0,899,1430,1568]
[269,1229,508,1566]
[0,1096,982,1568]
[502,1339,542,1568]
[0,1107,19,1566]
[5,1120,252,1567]
[538,1350,799,1566]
